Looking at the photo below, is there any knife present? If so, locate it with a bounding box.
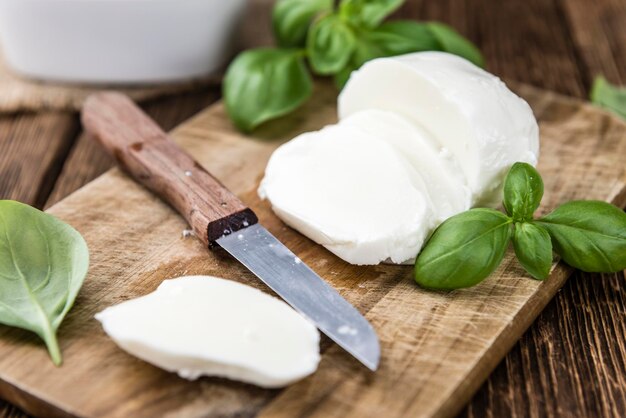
[81,92,380,371]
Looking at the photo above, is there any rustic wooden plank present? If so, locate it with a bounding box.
[0,82,623,418]
[45,89,218,208]
[0,402,31,418]
[557,0,626,86]
[0,110,74,418]
[237,0,273,49]
[463,270,626,418]
[0,112,79,418]
[0,112,78,208]
[397,0,588,98]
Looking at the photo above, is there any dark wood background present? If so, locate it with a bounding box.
[0,0,624,417]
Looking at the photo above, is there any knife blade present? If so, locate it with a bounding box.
[218,224,379,370]
[81,92,380,371]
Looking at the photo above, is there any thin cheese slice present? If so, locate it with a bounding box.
[96,276,320,388]
[259,124,433,265]
[339,51,540,206]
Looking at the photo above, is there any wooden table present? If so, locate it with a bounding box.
[1,0,624,417]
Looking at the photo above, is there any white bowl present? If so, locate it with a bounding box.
[0,0,247,84]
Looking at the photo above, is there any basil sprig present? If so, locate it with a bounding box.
[224,0,484,132]
[0,200,89,365]
[415,163,626,290]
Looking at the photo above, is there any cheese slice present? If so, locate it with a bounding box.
[95,276,320,388]
[338,51,540,206]
[341,110,471,222]
[259,124,433,265]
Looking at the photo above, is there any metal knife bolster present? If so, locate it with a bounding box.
[81,92,380,371]
[207,209,258,248]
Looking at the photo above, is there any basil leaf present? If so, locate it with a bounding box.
[590,76,626,120]
[503,162,544,221]
[339,0,405,29]
[334,65,356,89]
[427,22,485,68]
[224,48,313,132]
[273,0,333,48]
[368,21,440,55]
[513,222,553,280]
[536,200,626,272]
[415,209,512,290]
[0,200,89,365]
[307,15,356,75]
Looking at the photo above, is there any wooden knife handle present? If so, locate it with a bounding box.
[81,92,258,247]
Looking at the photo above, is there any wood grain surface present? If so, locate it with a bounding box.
[0,0,625,417]
[0,81,623,418]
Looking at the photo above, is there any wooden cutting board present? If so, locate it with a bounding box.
[0,83,625,418]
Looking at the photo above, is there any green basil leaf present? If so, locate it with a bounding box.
[307,15,356,75]
[339,0,405,29]
[224,48,313,132]
[0,200,89,365]
[415,208,512,290]
[503,162,544,221]
[536,200,626,272]
[367,21,440,55]
[590,76,626,120]
[334,65,355,89]
[272,0,333,48]
[427,22,485,68]
[513,222,553,280]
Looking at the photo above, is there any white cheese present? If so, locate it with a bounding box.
[341,110,471,222]
[338,51,540,206]
[259,124,433,265]
[259,52,541,266]
[95,276,320,388]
